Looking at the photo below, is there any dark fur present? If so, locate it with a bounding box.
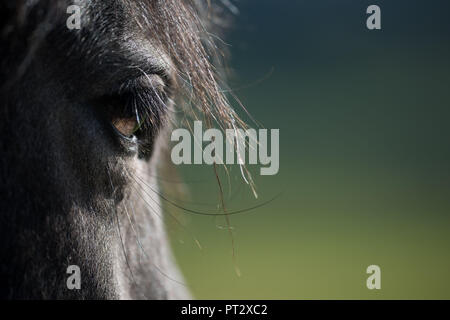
[0,0,238,299]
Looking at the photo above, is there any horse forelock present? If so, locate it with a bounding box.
[1,0,242,131]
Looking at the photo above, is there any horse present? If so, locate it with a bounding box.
[0,0,241,299]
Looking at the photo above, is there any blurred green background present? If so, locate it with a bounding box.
[166,0,450,299]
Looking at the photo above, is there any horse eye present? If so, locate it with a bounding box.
[98,93,142,139]
[111,116,138,137]
[95,75,167,145]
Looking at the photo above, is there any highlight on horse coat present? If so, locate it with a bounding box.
[0,0,242,299]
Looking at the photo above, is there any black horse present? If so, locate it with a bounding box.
[0,0,240,299]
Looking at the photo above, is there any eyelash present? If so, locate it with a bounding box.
[123,77,167,125]
[129,87,167,136]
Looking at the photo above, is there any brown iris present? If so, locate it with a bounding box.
[100,93,141,138]
[111,117,138,137]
